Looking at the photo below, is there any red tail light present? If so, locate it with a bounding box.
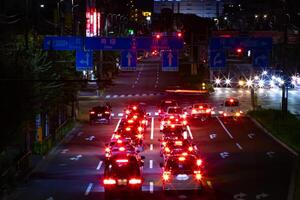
[175,141,183,146]
[129,178,142,184]
[163,171,171,181]
[183,120,187,125]
[194,171,202,180]
[133,106,137,110]
[158,109,161,113]
[188,146,193,152]
[90,111,95,114]
[103,179,116,185]
[119,147,125,151]
[105,111,110,114]
[128,119,134,123]
[105,147,111,152]
[137,127,143,132]
[114,134,121,139]
[117,139,122,144]
[206,109,211,113]
[125,110,130,114]
[116,159,128,163]
[133,115,138,119]
[199,106,203,109]
[182,152,188,156]
[126,127,131,131]
[170,116,175,119]
[136,134,143,139]
[230,98,234,103]
[165,147,170,152]
[192,109,197,114]
[178,157,186,161]
[197,159,202,166]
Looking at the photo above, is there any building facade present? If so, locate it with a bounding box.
[153,0,228,18]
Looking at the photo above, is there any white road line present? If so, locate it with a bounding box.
[96,160,103,170]
[236,143,243,150]
[113,118,122,134]
[150,117,154,140]
[216,117,234,139]
[150,144,153,151]
[149,160,153,169]
[84,183,93,196]
[186,125,193,139]
[149,182,154,193]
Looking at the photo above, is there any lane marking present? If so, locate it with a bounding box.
[84,183,93,196]
[149,160,153,169]
[186,126,193,139]
[236,143,243,150]
[233,192,247,200]
[149,181,154,193]
[216,117,234,139]
[256,193,269,199]
[150,117,154,140]
[113,118,122,133]
[77,132,83,136]
[61,149,69,154]
[266,151,275,158]
[96,160,103,170]
[150,144,153,151]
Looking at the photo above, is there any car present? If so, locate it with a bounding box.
[89,105,112,124]
[158,100,179,119]
[160,115,187,132]
[160,154,204,192]
[219,98,243,117]
[103,154,144,198]
[186,103,212,120]
[160,139,197,159]
[166,107,186,118]
[105,138,138,160]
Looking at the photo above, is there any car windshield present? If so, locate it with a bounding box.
[92,106,108,112]
[168,107,183,114]
[105,157,140,178]
[161,101,178,109]
[193,104,209,109]
[165,156,197,174]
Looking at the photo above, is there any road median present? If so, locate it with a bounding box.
[248,109,300,200]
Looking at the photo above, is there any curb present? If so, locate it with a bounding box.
[248,116,298,157]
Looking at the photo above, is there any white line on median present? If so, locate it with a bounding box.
[84,183,93,196]
[236,143,243,150]
[150,144,153,151]
[149,182,154,193]
[186,126,193,139]
[150,117,154,140]
[149,160,153,169]
[96,161,103,170]
[216,117,234,139]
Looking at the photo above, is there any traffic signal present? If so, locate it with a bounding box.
[236,48,243,54]
[177,32,182,38]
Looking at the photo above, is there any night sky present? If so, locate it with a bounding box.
[136,0,153,11]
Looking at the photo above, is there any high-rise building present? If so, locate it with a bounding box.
[153,0,229,18]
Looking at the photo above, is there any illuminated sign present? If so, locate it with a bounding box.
[86,8,101,37]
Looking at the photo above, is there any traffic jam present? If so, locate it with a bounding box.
[96,98,244,197]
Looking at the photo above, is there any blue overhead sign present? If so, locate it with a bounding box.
[120,50,137,71]
[210,37,272,51]
[85,37,132,50]
[162,50,178,71]
[252,50,269,68]
[43,36,83,50]
[76,50,93,71]
[209,50,226,68]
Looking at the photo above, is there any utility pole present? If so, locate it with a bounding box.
[25,0,29,49]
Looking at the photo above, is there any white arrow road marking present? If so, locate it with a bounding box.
[150,117,154,140]
[236,143,243,150]
[105,95,111,99]
[84,183,93,196]
[70,154,82,161]
[77,132,83,136]
[209,134,217,139]
[149,160,153,169]
[85,136,95,141]
[46,197,54,200]
[216,117,234,139]
[266,151,275,158]
[96,160,103,170]
[61,149,69,154]
[248,133,255,139]
[220,152,230,159]
[149,181,154,193]
[233,192,247,200]
[186,126,193,139]
[168,52,173,66]
[256,193,269,199]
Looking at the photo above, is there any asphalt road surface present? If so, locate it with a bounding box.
[9,56,296,200]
